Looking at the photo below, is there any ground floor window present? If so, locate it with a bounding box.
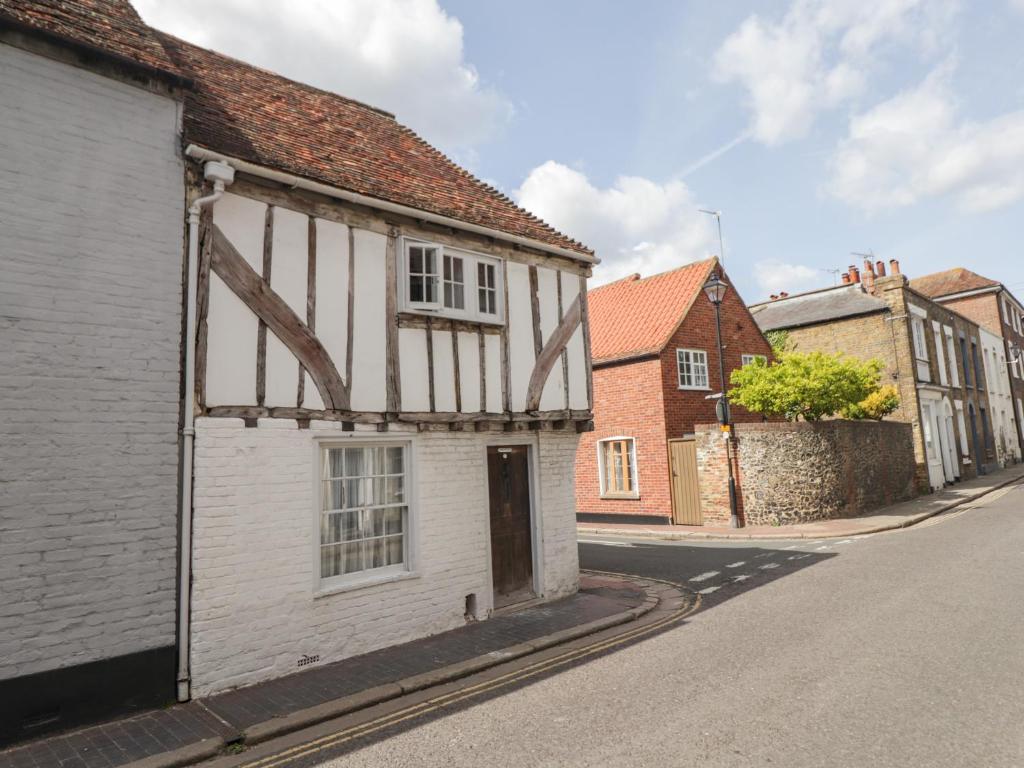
[598,437,638,498]
[319,444,408,585]
[741,353,767,366]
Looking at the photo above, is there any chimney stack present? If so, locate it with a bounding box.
[889,259,900,275]
[849,265,861,283]
[875,260,886,277]
[862,259,876,293]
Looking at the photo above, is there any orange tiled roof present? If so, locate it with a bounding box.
[588,259,717,364]
[0,0,180,78]
[910,268,1000,299]
[154,33,594,260]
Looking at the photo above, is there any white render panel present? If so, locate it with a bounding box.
[206,193,265,406]
[350,230,387,411]
[507,262,534,412]
[432,329,457,412]
[457,332,481,412]
[265,207,307,408]
[399,328,430,412]
[314,218,350,386]
[564,275,589,410]
[0,44,183,679]
[484,334,502,413]
[189,420,581,695]
[537,267,566,411]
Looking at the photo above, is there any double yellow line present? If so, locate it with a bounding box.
[237,574,699,768]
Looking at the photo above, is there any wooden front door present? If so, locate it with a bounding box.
[487,445,535,608]
[668,439,702,525]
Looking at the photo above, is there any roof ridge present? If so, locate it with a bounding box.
[590,257,716,294]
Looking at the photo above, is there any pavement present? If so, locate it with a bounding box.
[0,574,667,768]
[578,462,1024,540]
[319,474,1024,767]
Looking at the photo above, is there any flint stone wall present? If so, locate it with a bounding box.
[696,420,917,526]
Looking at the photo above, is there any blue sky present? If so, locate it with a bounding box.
[136,0,1024,303]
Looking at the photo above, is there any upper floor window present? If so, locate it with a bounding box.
[741,354,767,366]
[402,238,503,323]
[677,348,710,390]
[909,311,930,382]
[959,336,971,387]
[598,437,638,498]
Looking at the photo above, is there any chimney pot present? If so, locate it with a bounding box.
[841,272,851,284]
[876,260,886,277]
[850,266,861,283]
[770,294,779,301]
[779,291,789,298]
[889,259,900,275]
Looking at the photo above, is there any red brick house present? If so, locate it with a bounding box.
[575,258,773,525]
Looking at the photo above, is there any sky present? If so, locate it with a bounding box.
[134,0,1024,303]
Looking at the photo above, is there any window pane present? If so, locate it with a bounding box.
[452,258,463,282]
[409,247,423,274]
[385,535,404,566]
[424,276,435,303]
[345,477,369,509]
[383,507,404,534]
[367,537,387,569]
[444,282,453,307]
[443,257,452,280]
[323,480,345,511]
[423,248,436,274]
[410,275,424,303]
[452,284,464,309]
[327,449,344,479]
[321,510,359,544]
[386,447,403,474]
[321,541,363,578]
[344,448,364,478]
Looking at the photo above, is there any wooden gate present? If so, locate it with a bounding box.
[668,439,702,525]
[487,445,535,608]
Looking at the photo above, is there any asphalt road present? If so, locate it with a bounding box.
[318,481,1024,767]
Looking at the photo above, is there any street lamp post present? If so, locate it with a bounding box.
[702,273,740,528]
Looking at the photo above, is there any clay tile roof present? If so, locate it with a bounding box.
[0,0,180,79]
[153,33,594,261]
[588,259,717,364]
[910,268,1000,299]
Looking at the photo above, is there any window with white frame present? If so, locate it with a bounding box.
[932,322,948,386]
[954,401,969,455]
[1002,298,1009,324]
[598,437,638,497]
[677,348,710,389]
[911,316,929,361]
[319,443,408,585]
[741,353,767,366]
[944,327,959,386]
[402,238,503,322]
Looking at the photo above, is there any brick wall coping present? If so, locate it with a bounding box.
[695,419,910,434]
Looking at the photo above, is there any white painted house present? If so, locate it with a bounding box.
[157,34,597,696]
[979,326,1022,466]
[0,0,187,744]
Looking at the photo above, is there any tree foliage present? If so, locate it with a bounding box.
[728,351,883,422]
[762,329,791,356]
[842,384,901,420]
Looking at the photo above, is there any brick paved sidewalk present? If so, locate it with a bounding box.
[0,575,649,768]
[579,463,1024,541]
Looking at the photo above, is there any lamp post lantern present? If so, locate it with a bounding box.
[702,272,740,528]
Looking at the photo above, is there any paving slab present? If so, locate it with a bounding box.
[579,463,1024,541]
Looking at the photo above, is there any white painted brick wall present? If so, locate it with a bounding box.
[190,419,581,695]
[0,45,184,679]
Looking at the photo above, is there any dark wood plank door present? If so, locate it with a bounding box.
[487,445,534,608]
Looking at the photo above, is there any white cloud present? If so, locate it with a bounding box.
[133,0,512,154]
[827,67,1024,212]
[514,162,717,285]
[714,0,958,145]
[754,260,823,296]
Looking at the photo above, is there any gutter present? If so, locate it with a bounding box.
[177,160,235,701]
[184,145,598,266]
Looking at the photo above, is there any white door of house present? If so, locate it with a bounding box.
[942,401,959,479]
[921,401,945,490]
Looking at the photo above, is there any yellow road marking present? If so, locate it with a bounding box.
[237,574,698,768]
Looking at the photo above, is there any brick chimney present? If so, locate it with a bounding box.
[862,259,876,294]
[875,260,886,277]
[889,259,900,276]
[849,265,860,283]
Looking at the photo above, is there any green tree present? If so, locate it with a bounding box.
[729,352,883,422]
[842,384,900,420]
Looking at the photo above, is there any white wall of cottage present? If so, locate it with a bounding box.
[0,43,184,679]
[189,418,580,696]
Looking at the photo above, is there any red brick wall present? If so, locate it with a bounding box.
[660,282,775,439]
[575,357,671,519]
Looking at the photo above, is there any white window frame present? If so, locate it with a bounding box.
[909,312,929,382]
[677,348,710,390]
[741,353,767,366]
[314,439,417,594]
[400,237,504,324]
[932,321,948,386]
[597,436,639,499]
